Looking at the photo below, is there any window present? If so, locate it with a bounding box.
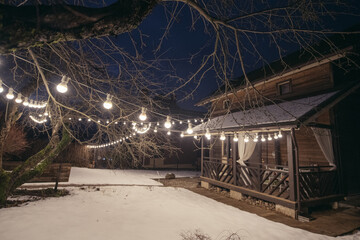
[277,80,292,95]
[223,99,230,110]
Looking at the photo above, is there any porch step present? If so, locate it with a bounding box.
[298,214,315,222]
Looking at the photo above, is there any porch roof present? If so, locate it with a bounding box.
[192,91,340,133]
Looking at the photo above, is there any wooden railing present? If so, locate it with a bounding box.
[203,158,290,200]
[203,158,339,202]
[298,166,339,200]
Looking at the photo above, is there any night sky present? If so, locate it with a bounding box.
[119,2,360,112]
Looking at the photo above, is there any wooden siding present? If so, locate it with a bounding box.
[211,63,333,116]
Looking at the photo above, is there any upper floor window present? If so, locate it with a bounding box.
[277,80,292,95]
[223,99,230,110]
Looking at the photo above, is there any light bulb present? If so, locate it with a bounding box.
[56,76,69,93]
[23,97,29,106]
[164,116,172,129]
[278,131,283,138]
[180,132,184,138]
[194,134,198,140]
[186,122,193,134]
[244,134,249,143]
[44,111,49,116]
[205,128,211,140]
[233,133,238,142]
[254,134,259,142]
[88,118,91,122]
[15,93,22,103]
[274,133,278,139]
[167,131,171,135]
[154,127,158,133]
[0,80,3,93]
[261,134,266,142]
[6,88,14,99]
[180,121,183,124]
[103,94,113,109]
[194,119,198,122]
[106,120,109,124]
[78,118,82,121]
[268,134,272,141]
[220,131,226,141]
[34,101,40,108]
[139,107,147,121]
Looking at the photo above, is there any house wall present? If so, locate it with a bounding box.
[259,111,330,167]
[210,63,334,116]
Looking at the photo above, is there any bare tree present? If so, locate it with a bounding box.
[0,0,359,205]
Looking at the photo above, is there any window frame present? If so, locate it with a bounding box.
[277,80,293,96]
[223,99,231,110]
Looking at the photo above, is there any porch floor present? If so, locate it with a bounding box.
[158,177,360,237]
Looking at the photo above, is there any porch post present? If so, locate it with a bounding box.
[287,130,297,202]
[201,136,204,177]
[232,136,237,186]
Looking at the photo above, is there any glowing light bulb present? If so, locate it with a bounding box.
[23,97,29,106]
[154,127,158,133]
[278,130,283,138]
[186,122,193,134]
[6,88,14,99]
[244,134,249,143]
[88,118,91,122]
[78,118,82,121]
[220,131,226,141]
[254,133,259,142]
[15,93,22,103]
[106,120,109,124]
[139,107,147,121]
[0,80,3,93]
[205,128,211,140]
[164,116,172,129]
[56,76,69,93]
[274,133,278,139]
[167,131,171,135]
[180,121,183,124]
[268,134,272,141]
[180,132,184,138]
[261,134,266,142]
[194,134,198,140]
[233,133,238,142]
[103,94,113,109]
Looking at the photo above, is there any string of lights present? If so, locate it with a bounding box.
[0,79,47,109]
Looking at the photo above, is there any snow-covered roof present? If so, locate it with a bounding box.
[192,91,339,132]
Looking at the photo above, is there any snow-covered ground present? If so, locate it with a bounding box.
[23,167,200,186]
[1,168,359,240]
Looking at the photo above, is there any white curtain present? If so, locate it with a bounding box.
[237,133,257,165]
[311,127,336,169]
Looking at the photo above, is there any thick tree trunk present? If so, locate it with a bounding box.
[0,127,71,206]
[0,0,157,54]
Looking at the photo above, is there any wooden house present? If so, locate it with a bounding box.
[189,33,360,218]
